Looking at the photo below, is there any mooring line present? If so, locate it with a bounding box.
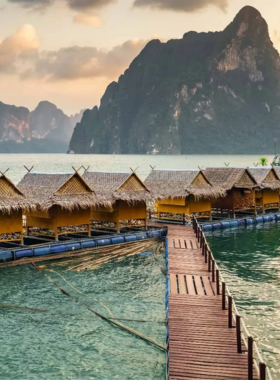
[31,263,167,352]
[0,303,48,312]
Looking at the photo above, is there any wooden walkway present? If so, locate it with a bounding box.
[167,225,258,380]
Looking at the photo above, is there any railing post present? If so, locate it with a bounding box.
[222,282,226,310]
[205,245,208,263]
[216,269,220,295]
[236,315,242,353]
[260,362,266,380]
[228,296,232,328]
[208,252,211,273]
[248,336,253,380]
[212,259,215,282]
[202,239,205,256]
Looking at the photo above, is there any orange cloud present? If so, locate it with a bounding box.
[0,24,39,73]
[73,13,102,26]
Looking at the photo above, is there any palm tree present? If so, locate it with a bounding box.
[259,157,268,166]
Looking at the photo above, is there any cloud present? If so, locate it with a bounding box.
[73,13,102,26]
[7,0,54,10]
[21,39,148,80]
[7,0,115,10]
[133,0,227,12]
[65,0,115,11]
[0,24,39,73]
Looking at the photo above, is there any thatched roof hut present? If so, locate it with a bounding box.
[144,169,225,200]
[0,171,32,214]
[247,167,280,190]
[18,170,97,211]
[203,168,257,190]
[83,170,152,204]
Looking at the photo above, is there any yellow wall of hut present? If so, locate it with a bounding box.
[0,210,23,243]
[25,206,91,239]
[90,200,147,231]
[156,196,211,219]
[255,189,280,210]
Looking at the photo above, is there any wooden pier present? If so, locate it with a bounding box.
[167,223,264,380]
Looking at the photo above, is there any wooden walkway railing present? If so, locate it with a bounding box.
[165,219,271,380]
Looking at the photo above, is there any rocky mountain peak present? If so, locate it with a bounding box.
[69,6,280,155]
[225,6,269,44]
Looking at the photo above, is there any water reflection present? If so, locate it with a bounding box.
[207,224,280,378]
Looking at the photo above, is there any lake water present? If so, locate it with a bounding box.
[0,248,166,380]
[207,224,280,379]
[0,153,276,184]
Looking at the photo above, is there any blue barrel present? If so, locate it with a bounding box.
[212,223,221,230]
[152,231,162,238]
[124,235,137,242]
[245,219,254,225]
[111,236,125,244]
[202,224,213,231]
[268,215,276,222]
[238,219,246,226]
[276,214,280,221]
[50,244,66,254]
[263,215,270,223]
[65,241,81,251]
[146,231,155,238]
[221,222,230,229]
[230,221,239,228]
[33,246,51,256]
[97,238,111,246]
[81,240,96,249]
[0,250,13,262]
[136,233,148,240]
[15,248,33,259]
[255,216,263,223]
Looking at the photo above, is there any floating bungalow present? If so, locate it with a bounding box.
[0,171,32,244]
[83,170,152,232]
[247,167,280,212]
[144,169,225,221]
[203,168,258,218]
[18,170,97,240]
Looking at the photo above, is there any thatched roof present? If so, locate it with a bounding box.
[0,172,33,214]
[247,167,280,190]
[144,169,225,200]
[18,171,98,211]
[203,168,257,190]
[83,170,152,204]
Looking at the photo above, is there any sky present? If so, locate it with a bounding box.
[0,0,280,115]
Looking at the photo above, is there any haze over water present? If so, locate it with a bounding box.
[0,154,276,184]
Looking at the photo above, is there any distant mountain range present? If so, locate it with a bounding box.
[69,6,280,155]
[0,101,84,153]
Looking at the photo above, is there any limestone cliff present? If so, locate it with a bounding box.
[69,6,280,154]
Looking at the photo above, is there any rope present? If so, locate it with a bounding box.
[32,263,167,352]
[0,303,48,312]
[46,269,115,318]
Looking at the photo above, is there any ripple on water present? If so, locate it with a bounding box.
[207,223,280,378]
[0,251,166,380]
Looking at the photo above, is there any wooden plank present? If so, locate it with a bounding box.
[178,274,186,294]
[170,273,178,294]
[194,275,205,296]
[164,224,258,380]
[186,275,196,295]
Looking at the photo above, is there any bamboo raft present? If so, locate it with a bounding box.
[166,222,269,380]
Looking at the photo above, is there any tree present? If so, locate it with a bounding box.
[259,157,268,166]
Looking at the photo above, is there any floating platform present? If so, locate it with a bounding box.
[0,227,168,263]
[201,211,280,231]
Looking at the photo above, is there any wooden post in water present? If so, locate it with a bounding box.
[248,336,253,380]
[212,259,215,282]
[216,269,220,295]
[260,363,266,380]
[236,315,242,353]
[222,282,226,310]
[228,296,233,328]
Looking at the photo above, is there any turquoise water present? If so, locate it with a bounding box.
[207,224,280,379]
[0,249,166,380]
